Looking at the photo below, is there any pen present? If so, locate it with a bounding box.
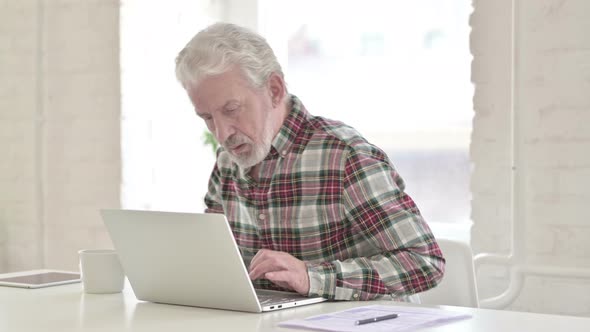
[355,313,399,325]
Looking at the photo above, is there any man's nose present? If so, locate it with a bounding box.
[215,121,236,144]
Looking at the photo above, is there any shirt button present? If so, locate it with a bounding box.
[258,213,265,220]
[353,293,359,299]
[281,150,287,157]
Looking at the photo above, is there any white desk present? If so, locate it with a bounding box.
[0,281,588,331]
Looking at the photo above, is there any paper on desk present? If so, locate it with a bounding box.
[278,304,471,332]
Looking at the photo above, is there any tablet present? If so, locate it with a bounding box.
[0,270,81,289]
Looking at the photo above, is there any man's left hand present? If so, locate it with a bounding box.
[248,249,310,295]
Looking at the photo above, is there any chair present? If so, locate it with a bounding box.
[418,238,479,307]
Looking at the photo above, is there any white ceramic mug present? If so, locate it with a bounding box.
[78,249,125,294]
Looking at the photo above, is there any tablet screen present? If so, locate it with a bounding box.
[0,272,80,285]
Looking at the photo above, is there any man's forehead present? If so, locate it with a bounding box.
[189,70,254,113]
[189,82,237,112]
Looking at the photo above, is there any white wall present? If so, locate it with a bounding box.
[0,0,40,272]
[0,0,121,272]
[471,0,590,316]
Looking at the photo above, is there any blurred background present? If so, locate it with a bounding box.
[1,0,589,316]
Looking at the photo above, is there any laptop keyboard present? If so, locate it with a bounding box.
[256,290,306,305]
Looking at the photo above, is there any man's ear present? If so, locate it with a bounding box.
[267,72,286,108]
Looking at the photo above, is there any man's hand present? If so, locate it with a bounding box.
[248,249,310,295]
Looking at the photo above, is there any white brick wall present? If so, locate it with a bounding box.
[470,0,513,260]
[1,0,41,272]
[472,0,590,316]
[0,0,120,272]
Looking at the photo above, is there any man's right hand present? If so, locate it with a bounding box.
[248,249,310,295]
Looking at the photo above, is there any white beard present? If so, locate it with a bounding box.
[223,111,275,169]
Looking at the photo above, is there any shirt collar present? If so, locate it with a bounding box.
[236,94,309,180]
[271,94,309,157]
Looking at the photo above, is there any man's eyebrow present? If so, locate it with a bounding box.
[195,109,209,117]
[195,99,239,116]
[223,99,239,108]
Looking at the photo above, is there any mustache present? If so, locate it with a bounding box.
[224,134,252,149]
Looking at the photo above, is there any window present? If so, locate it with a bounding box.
[120,0,218,212]
[260,0,473,239]
[121,0,473,240]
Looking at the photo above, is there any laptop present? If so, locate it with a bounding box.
[100,209,327,313]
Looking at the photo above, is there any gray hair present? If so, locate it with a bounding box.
[175,22,284,89]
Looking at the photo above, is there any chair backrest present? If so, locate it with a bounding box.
[419,238,479,307]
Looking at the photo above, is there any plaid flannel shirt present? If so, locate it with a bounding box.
[204,95,445,301]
